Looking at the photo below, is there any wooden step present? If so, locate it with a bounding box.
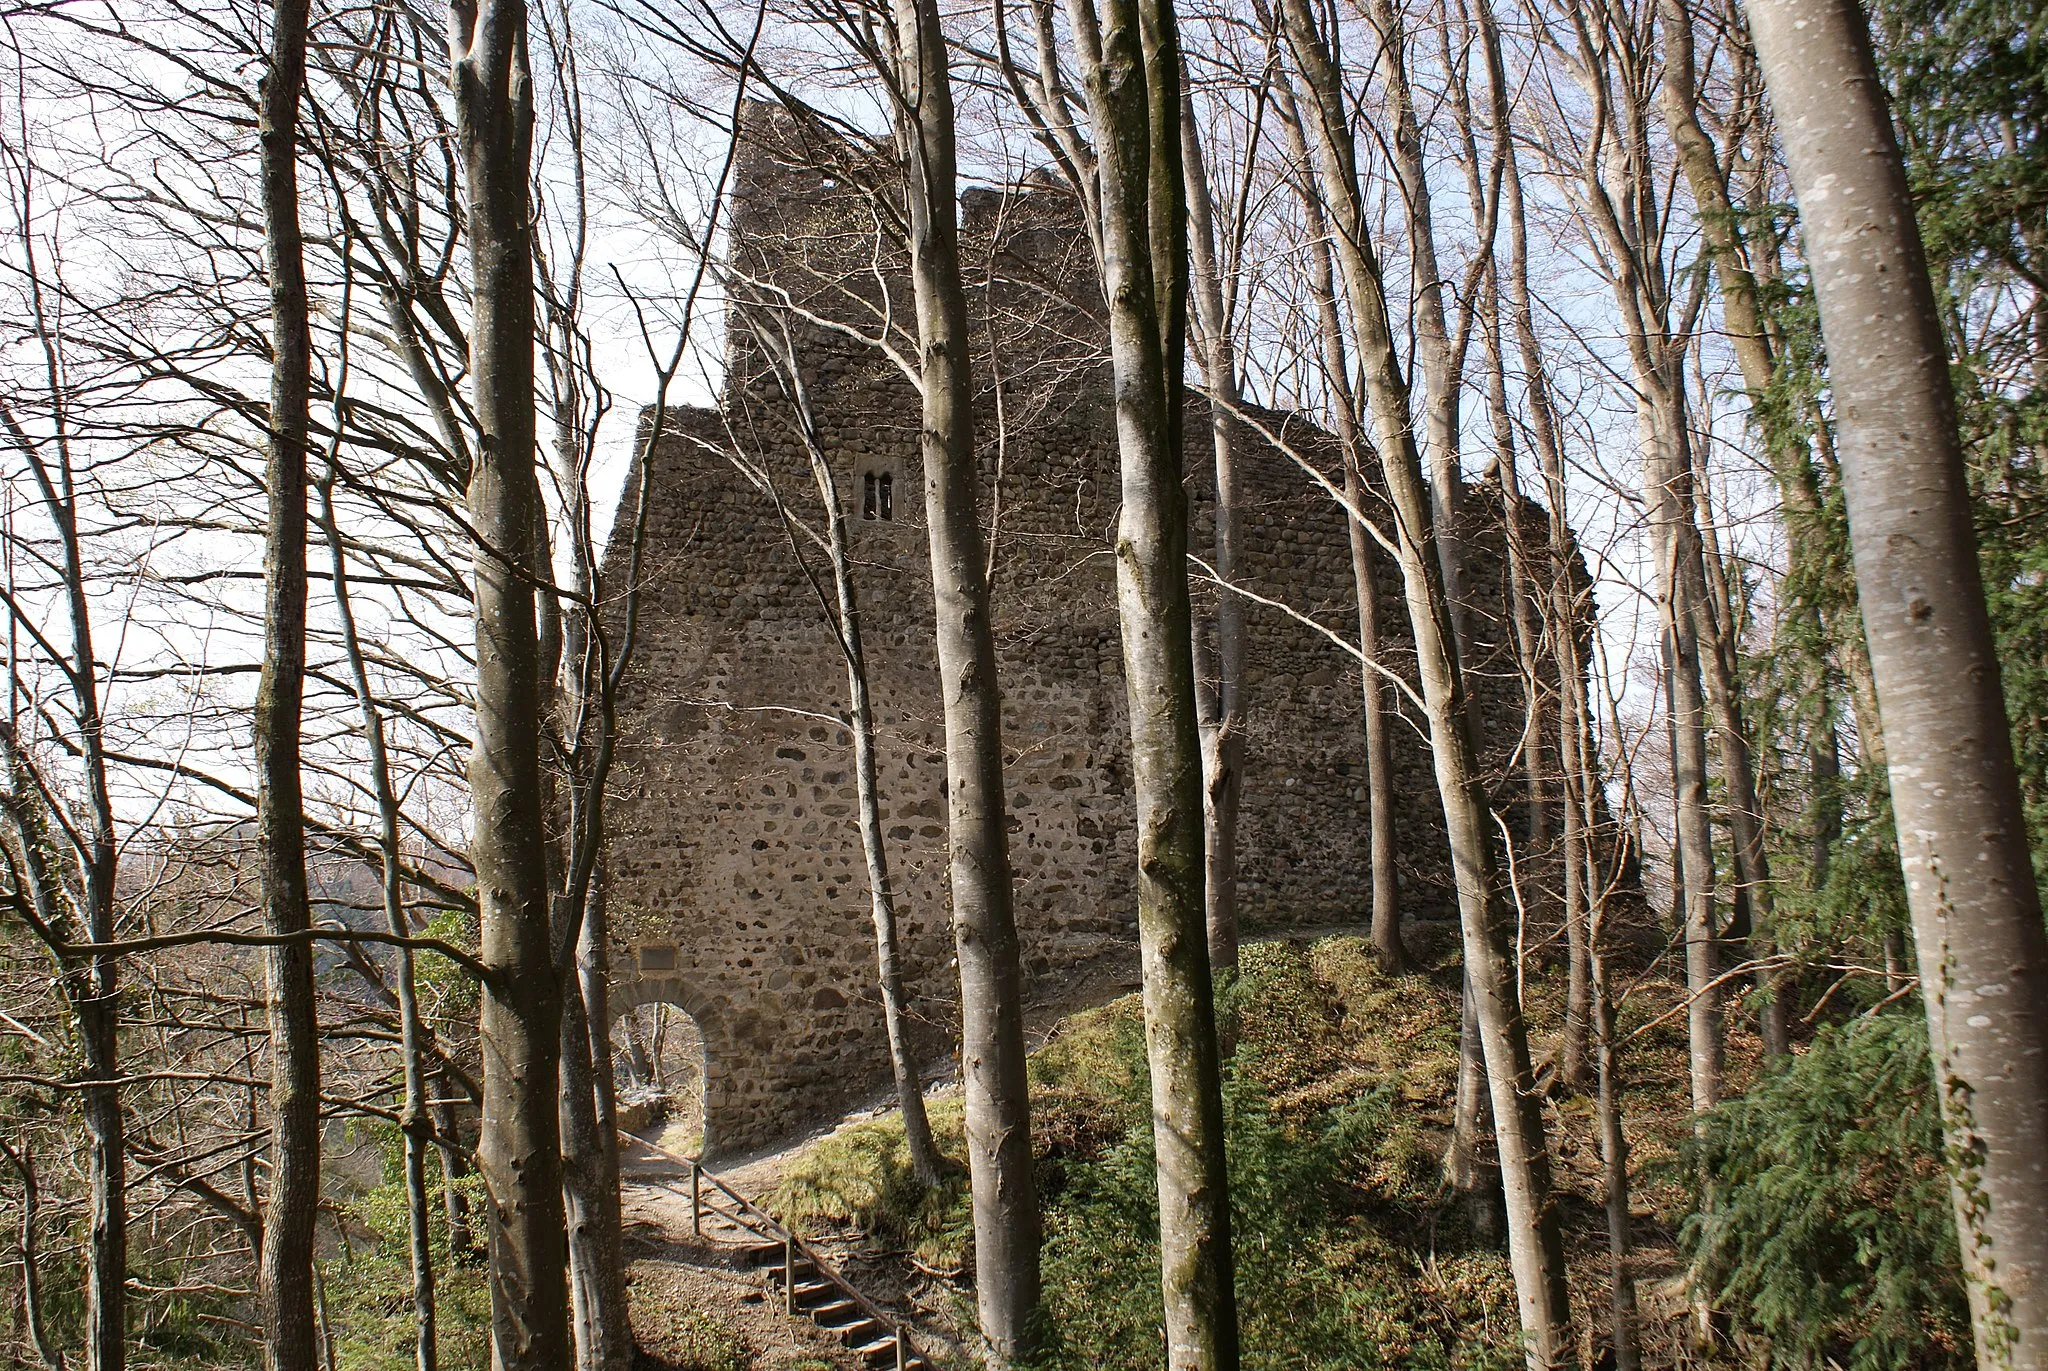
[806,1296,863,1325]
[850,1331,920,1367]
[734,1241,787,1268]
[789,1278,835,1304]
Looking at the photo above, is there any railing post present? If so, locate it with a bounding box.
[689,1160,701,1238]
[896,1327,908,1370]
[783,1234,795,1315]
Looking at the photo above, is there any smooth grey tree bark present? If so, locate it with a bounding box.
[1180,87,1247,976]
[887,1,1041,1355]
[254,0,321,1364]
[1589,875,1640,1371]
[533,74,632,1355]
[1747,1,2048,1361]
[1280,1,1572,1359]
[1358,0,1508,1191]
[1554,0,1725,1111]
[1656,0,1846,1055]
[1063,0,1238,1361]
[450,0,573,1363]
[1488,30,1638,1288]
[319,465,438,1371]
[1646,403,1725,1113]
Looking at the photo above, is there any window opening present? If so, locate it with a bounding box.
[878,472,894,521]
[862,472,878,521]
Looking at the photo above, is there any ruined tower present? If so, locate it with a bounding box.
[603,108,1556,1156]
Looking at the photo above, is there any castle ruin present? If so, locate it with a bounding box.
[603,108,1562,1156]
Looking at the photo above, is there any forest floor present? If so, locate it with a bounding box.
[620,916,1744,1370]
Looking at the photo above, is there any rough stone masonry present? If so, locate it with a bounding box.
[602,105,1571,1156]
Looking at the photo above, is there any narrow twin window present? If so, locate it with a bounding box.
[862,472,895,521]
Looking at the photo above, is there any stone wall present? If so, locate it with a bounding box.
[602,107,1566,1156]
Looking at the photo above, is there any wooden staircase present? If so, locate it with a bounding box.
[626,1134,933,1370]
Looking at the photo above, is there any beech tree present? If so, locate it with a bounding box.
[449,0,574,1363]
[1033,0,1242,1358]
[1747,0,2048,1361]
[253,1,323,1368]
[875,1,1048,1356]
[1276,0,1572,1358]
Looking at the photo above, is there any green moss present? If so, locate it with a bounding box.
[770,1098,975,1269]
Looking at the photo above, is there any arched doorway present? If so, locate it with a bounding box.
[612,1000,707,1157]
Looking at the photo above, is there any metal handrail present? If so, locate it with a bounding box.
[622,1131,921,1369]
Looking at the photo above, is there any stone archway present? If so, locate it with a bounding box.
[611,946,733,1157]
[611,998,706,1155]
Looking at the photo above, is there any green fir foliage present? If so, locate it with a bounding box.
[1680,1014,1970,1370]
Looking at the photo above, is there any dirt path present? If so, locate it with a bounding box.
[624,1126,872,1370]
[623,1096,978,1370]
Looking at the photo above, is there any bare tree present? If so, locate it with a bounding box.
[0,239,127,1371]
[1269,74,1406,973]
[253,0,322,1365]
[885,2,1044,1353]
[733,302,946,1190]
[1049,0,1241,1358]
[1541,0,1727,1112]
[1746,0,2048,1360]
[449,0,573,1363]
[1181,82,1247,976]
[1277,0,1572,1358]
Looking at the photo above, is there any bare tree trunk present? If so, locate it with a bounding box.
[561,887,626,1371]
[1497,88,1601,1082]
[1686,499,1788,1053]
[1348,456,1407,973]
[80,962,121,1371]
[1589,887,1640,1371]
[1180,89,1245,977]
[1273,78,1404,972]
[752,313,945,1187]
[1,1139,63,1371]
[319,465,437,1371]
[1063,0,1237,1361]
[255,1,321,1365]
[888,1,1040,1354]
[1357,0,1510,1193]
[0,310,128,1371]
[1476,295,1553,857]
[449,0,572,1363]
[433,1089,476,1265]
[539,268,633,1371]
[837,544,944,1188]
[1363,0,1467,633]
[1747,3,2048,1359]
[558,958,626,1371]
[1280,3,1571,1359]
[1474,269,1580,1086]
[1646,401,1724,1113]
[1655,0,1825,1056]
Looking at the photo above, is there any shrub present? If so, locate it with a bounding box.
[1679,1013,1970,1371]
